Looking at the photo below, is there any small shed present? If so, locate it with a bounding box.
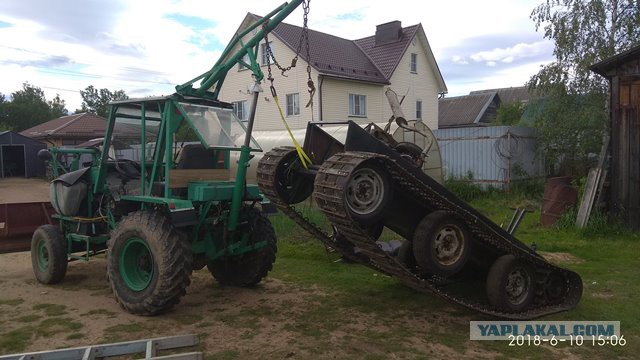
[438,92,501,128]
[591,45,640,228]
[0,131,47,178]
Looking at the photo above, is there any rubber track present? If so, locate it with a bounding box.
[257,147,582,319]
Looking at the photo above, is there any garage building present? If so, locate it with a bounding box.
[0,131,47,178]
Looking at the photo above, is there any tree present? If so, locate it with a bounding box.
[4,83,55,131]
[80,85,129,118]
[48,94,68,119]
[494,102,525,126]
[528,0,640,175]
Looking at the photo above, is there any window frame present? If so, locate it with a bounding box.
[348,94,367,117]
[233,100,248,121]
[416,100,422,119]
[410,53,417,73]
[286,93,300,117]
[261,41,274,65]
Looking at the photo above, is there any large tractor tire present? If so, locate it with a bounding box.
[207,209,276,287]
[31,225,68,284]
[486,254,536,312]
[107,210,193,316]
[412,211,471,277]
[345,161,393,225]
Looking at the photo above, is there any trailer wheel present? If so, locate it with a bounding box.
[208,209,276,287]
[107,210,192,316]
[413,211,470,277]
[31,225,67,284]
[486,254,535,312]
[271,147,314,204]
[345,161,392,224]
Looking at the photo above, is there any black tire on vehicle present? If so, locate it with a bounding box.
[107,210,193,316]
[486,254,536,312]
[394,142,424,168]
[31,225,68,284]
[412,211,470,277]
[345,161,393,225]
[270,147,314,205]
[207,209,276,287]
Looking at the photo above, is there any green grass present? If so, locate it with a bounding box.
[266,188,640,359]
[32,303,67,316]
[0,298,24,306]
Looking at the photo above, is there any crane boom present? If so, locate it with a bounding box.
[175,0,305,100]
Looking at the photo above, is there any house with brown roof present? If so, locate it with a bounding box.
[438,92,501,129]
[218,15,447,131]
[20,113,109,147]
[20,112,142,148]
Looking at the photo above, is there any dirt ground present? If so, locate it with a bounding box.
[0,252,486,359]
[0,178,49,204]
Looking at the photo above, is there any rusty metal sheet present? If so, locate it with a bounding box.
[0,202,55,253]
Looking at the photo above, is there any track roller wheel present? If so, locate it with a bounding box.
[486,254,535,312]
[345,161,392,225]
[31,225,68,284]
[208,209,277,287]
[262,147,313,204]
[412,211,470,277]
[107,210,193,316]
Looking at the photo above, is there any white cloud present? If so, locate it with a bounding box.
[470,41,552,65]
[0,0,550,111]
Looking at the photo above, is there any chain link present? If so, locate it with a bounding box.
[262,0,315,116]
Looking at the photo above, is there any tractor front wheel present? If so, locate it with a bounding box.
[207,210,276,287]
[31,225,67,284]
[107,210,193,316]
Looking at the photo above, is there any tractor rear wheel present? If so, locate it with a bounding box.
[31,225,67,284]
[208,209,276,287]
[412,211,470,277]
[107,210,192,316]
[486,254,535,312]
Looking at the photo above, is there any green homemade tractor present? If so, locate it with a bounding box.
[31,0,308,315]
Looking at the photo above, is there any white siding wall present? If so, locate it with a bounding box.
[218,27,441,131]
[217,35,321,131]
[387,36,440,130]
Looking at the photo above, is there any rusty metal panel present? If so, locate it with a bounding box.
[0,202,55,253]
[433,126,543,188]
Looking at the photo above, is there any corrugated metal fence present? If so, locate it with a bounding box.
[433,126,543,188]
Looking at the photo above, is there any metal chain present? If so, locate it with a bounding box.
[262,0,315,114]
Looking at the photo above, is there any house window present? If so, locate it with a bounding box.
[286,93,300,116]
[410,53,417,73]
[233,100,248,121]
[416,100,422,119]
[349,94,367,117]
[261,41,274,65]
[238,54,250,70]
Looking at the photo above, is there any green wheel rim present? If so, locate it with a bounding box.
[119,237,154,292]
[36,239,49,272]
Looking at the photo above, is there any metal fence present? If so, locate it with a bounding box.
[433,126,543,188]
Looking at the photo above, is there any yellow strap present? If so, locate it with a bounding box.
[273,95,312,168]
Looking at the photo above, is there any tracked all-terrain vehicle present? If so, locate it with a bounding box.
[257,116,583,319]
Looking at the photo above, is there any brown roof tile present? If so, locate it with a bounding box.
[354,25,420,79]
[250,14,421,84]
[21,113,109,139]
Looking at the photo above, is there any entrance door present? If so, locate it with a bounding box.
[1,145,26,177]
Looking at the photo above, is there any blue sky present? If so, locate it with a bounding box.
[0,0,553,112]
